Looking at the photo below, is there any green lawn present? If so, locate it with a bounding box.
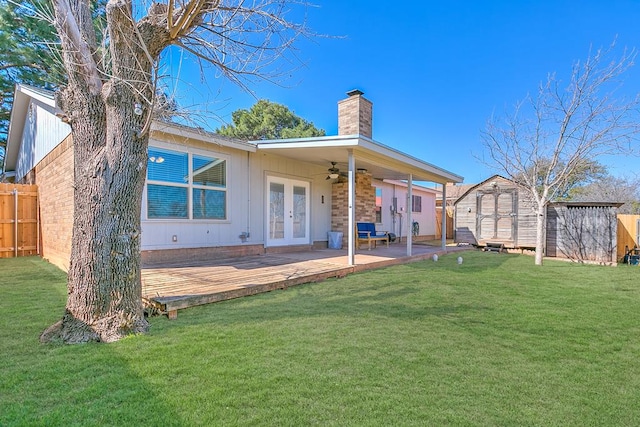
[1,253,639,426]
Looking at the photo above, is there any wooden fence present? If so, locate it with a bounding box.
[617,214,640,261]
[0,183,39,258]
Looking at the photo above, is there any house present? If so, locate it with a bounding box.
[3,85,464,270]
[454,174,622,264]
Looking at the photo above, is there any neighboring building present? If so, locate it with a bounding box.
[3,85,463,270]
[374,180,439,241]
[454,174,622,264]
[434,182,475,239]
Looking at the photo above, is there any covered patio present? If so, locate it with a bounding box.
[143,242,470,319]
[257,133,463,265]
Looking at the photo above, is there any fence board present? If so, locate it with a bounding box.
[617,214,640,261]
[0,183,39,258]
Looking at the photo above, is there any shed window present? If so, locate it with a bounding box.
[147,147,227,220]
[412,195,422,213]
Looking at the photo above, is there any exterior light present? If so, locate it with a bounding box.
[134,103,143,116]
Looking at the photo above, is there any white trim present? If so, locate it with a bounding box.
[265,175,311,247]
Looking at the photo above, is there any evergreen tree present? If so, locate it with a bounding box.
[0,0,63,167]
[217,99,325,140]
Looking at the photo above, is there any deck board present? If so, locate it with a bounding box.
[142,245,469,317]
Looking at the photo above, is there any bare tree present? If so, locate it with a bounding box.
[570,174,640,214]
[39,0,309,343]
[481,46,640,265]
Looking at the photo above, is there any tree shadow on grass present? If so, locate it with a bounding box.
[0,257,186,426]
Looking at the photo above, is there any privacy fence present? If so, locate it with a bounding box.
[617,214,640,261]
[0,183,39,258]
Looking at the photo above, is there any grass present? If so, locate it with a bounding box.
[1,252,640,426]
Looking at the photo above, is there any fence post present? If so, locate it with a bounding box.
[13,188,18,257]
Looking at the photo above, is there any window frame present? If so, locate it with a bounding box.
[144,143,230,222]
[411,195,422,213]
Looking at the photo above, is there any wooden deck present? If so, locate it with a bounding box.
[142,243,470,318]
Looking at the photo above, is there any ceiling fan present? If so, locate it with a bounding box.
[326,162,340,180]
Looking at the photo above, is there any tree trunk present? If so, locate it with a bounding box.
[534,202,546,266]
[41,82,150,343]
[40,0,167,343]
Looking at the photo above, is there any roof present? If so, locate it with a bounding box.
[549,201,625,208]
[255,135,463,184]
[5,85,463,185]
[382,179,439,194]
[150,121,256,153]
[453,174,514,205]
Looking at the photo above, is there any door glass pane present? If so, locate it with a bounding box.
[269,182,285,239]
[293,185,307,238]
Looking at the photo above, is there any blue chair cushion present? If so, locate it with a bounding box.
[357,222,377,237]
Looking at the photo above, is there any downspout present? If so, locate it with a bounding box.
[407,175,412,257]
[441,183,447,250]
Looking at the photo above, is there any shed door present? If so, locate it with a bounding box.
[476,189,518,242]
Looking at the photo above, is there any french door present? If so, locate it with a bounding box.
[266,176,310,246]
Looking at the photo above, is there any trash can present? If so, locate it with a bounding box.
[327,231,343,249]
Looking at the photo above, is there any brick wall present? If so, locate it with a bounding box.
[338,90,373,138]
[35,135,74,271]
[331,171,376,245]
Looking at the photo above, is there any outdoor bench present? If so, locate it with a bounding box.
[356,222,390,250]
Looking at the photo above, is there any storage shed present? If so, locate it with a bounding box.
[455,175,623,264]
[454,175,537,249]
[546,202,622,264]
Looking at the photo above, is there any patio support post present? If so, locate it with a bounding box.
[348,149,356,266]
[407,174,413,256]
[441,183,447,250]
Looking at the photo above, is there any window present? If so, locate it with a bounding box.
[412,195,422,213]
[146,147,227,220]
[375,187,383,223]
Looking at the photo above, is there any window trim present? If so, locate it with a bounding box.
[412,194,422,213]
[144,143,230,222]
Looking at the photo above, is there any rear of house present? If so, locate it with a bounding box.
[3,85,463,270]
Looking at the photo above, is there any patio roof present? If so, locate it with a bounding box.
[255,134,463,184]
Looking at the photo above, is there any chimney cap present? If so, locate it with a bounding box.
[346,89,364,97]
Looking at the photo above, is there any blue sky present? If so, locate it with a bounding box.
[166,0,640,184]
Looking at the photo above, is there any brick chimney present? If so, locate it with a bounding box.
[338,89,373,138]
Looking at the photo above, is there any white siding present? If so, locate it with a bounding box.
[140,141,334,250]
[16,99,70,181]
[141,139,252,250]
